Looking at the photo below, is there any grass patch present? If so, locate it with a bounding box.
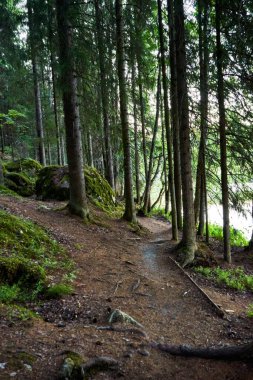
[0,185,20,197]
[247,304,253,318]
[45,283,73,299]
[195,266,253,291]
[208,224,248,247]
[148,207,172,222]
[0,209,75,304]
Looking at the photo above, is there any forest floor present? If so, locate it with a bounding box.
[0,195,253,379]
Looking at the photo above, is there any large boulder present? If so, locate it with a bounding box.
[3,158,42,197]
[36,165,116,210]
[4,172,35,196]
[4,158,42,179]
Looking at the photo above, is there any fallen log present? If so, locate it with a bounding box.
[151,340,253,360]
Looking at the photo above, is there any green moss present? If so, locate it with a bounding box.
[0,185,20,197]
[4,171,34,196]
[0,256,45,286]
[0,303,38,322]
[36,165,118,213]
[0,210,74,302]
[45,283,73,299]
[4,158,42,177]
[247,304,253,318]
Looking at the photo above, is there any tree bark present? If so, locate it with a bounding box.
[174,0,197,265]
[131,61,141,204]
[47,0,62,166]
[115,0,136,223]
[56,0,89,219]
[194,0,209,237]
[215,0,231,263]
[158,0,178,241]
[167,0,182,230]
[143,69,161,215]
[27,0,46,166]
[94,0,114,189]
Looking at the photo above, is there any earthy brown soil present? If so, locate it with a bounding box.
[0,195,253,379]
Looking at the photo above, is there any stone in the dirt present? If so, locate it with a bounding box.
[0,363,6,369]
[109,309,144,328]
[137,349,150,357]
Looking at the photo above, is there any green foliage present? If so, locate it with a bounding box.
[247,304,253,318]
[195,266,253,292]
[0,304,38,321]
[0,284,20,303]
[4,158,42,178]
[148,207,172,222]
[208,224,248,247]
[45,283,73,299]
[0,185,20,197]
[0,210,74,303]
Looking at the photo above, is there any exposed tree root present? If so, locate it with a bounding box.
[150,341,253,360]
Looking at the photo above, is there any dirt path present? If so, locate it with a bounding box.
[0,196,253,379]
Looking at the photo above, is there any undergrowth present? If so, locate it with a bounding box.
[0,209,75,306]
[148,207,172,222]
[195,266,253,292]
[247,304,253,318]
[208,224,248,247]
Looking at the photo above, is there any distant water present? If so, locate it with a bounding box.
[208,202,252,240]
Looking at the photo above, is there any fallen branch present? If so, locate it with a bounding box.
[150,340,253,360]
[131,278,141,292]
[168,255,225,318]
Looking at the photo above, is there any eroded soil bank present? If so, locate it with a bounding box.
[0,196,252,379]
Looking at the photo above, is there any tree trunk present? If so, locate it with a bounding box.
[167,0,182,230]
[174,0,197,265]
[195,0,209,236]
[47,0,62,166]
[158,0,178,241]
[161,101,169,214]
[143,69,161,215]
[56,0,89,219]
[27,0,46,166]
[94,0,114,189]
[115,0,136,223]
[131,61,141,204]
[215,0,231,263]
[0,160,4,186]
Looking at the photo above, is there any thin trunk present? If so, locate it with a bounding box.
[115,0,136,223]
[195,0,209,234]
[143,69,161,214]
[161,100,169,213]
[47,0,62,166]
[0,160,4,186]
[131,61,141,204]
[174,0,197,265]
[56,0,89,219]
[27,0,46,166]
[158,0,178,241]
[94,0,114,189]
[215,0,231,263]
[167,0,182,230]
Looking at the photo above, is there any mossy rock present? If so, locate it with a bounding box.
[4,158,42,178]
[36,165,116,211]
[4,172,35,196]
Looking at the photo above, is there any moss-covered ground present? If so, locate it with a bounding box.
[0,209,74,318]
